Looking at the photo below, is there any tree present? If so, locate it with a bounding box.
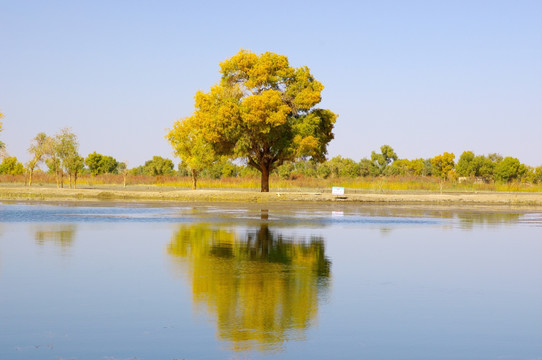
[85,152,102,175]
[494,156,522,183]
[371,145,398,175]
[431,152,455,181]
[85,152,119,175]
[0,156,24,175]
[66,155,84,188]
[456,151,476,177]
[45,136,63,187]
[171,50,337,192]
[26,132,49,186]
[143,156,175,176]
[118,162,128,187]
[167,117,217,189]
[49,128,82,188]
[100,155,119,174]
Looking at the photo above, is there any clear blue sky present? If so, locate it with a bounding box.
[1,0,541,167]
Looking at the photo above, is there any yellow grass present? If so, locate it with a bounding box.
[2,173,541,193]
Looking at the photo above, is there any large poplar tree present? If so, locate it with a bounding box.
[170,50,337,192]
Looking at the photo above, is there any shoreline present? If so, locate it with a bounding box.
[0,186,541,208]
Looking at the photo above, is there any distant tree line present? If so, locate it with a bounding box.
[0,126,541,188]
[272,146,542,185]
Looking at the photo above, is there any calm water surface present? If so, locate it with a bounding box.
[0,202,541,359]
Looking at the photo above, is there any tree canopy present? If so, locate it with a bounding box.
[44,128,83,188]
[495,156,525,183]
[431,152,455,180]
[142,156,175,176]
[86,152,119,175]
[169,49,337,192]
[371,144,398,175]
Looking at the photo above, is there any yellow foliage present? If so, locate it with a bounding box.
[241,90,290,128]
[294,135,319,157]
[167,116,216,171]
[431,152,455,179]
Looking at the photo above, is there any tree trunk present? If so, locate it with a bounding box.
[28,170,33,186]
[74,172,78,189]
[191,169,198,190]
[123,174,127,188]
[260,165,270,192]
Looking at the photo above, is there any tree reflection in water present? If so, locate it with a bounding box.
[167,222,331,352]
[34,225,76,247]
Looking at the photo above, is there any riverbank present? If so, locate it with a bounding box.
[0,185,541,208]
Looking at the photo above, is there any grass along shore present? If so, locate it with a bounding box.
[0,184,541,207]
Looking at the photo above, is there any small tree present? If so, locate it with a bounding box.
[66,155,84,188]
[431,152,455,192]
[45,136,63,188]
[26,132,49,186]
[167,117,217,189]
[56,129,81,188]
[118,162,128,187]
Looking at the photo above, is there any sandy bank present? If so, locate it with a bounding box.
[0,186,541,208]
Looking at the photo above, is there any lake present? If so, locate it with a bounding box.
[0,201,541,359]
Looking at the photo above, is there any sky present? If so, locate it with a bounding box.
[1,0,541,167]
